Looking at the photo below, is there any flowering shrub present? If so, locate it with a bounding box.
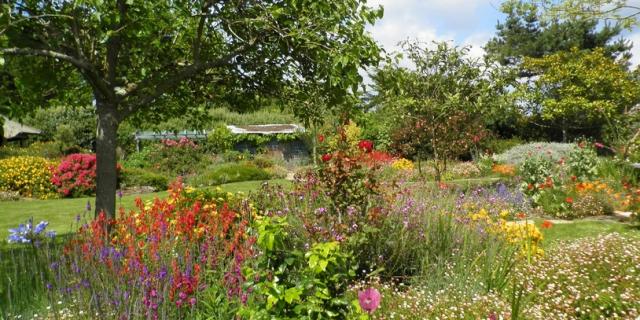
[390,158,414,171]
[491,163,516,176]
[51,153,97,197]
[493,142,576,165]
[568,144,599,181]
[447,161,481,179]
[519,156,555,203]
[46,180,254,319]
[0,156,56,198]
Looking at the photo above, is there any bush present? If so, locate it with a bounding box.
[480,137,524,155]
[188,163,271,187]
[0,156,56,198]
[519,156,555,201]
[568,145,599,181]
[494,142,576,165]
[0,141,62,159]
[120,167,169,191]
[50,153,97,197]
[205,125,235,153]
[446,162,481,179]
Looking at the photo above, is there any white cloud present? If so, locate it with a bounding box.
[628,32,640,67]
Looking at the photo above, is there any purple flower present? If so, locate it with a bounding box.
[86,201,91,212]
[117,190,123,199]
[358,287,381,314]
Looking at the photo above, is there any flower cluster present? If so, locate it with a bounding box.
[390,158,414,171]
[517,233,640,319]
[161,137,197,149]
[50,154,97,197]
[491,163,516,176]
[49,180,254,319]
[0,156,56,198]
[7,218,56,244]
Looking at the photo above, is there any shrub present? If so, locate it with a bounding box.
[572,193,614,218]
[492,163,516,177]
[390,158,414,171]
[50,153,97,197]
[121,146,156,169]
[0,141,62,159]
[120,167,169,191]
[493,142,576,165]
[518,156,555,202]
[568,145,599,181]
[447,162,481,179]
[0,156,56,198]
[205,125,235,154]
[188,163,271,187]
[480,137,524,155]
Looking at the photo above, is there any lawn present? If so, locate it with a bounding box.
[537,218,640,245]
[0,179,290,240]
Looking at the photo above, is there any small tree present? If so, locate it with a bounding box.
[374,41,511,181]
[520,47,640,143]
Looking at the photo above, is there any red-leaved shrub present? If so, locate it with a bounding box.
[51,153,97,197]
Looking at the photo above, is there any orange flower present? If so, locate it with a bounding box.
[565,197,573,204]
[517,212,526,219]
[541,220,553,229]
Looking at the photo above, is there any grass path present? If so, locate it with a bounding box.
[0,179,290,239]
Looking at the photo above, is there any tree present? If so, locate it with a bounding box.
[519,47,640,142]
[535,0,640,28]
[485,0,630,69]
[374,41,512,181]
[0,1,382,218]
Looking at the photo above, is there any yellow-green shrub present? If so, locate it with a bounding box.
[0,156,56,198]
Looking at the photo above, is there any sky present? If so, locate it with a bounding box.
[366,0,640,65]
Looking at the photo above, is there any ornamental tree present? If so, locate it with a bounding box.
[373,41,512,181]
[0,1,382,218]
[520,47,640,143]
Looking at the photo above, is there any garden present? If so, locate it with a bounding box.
[2,0,640,319]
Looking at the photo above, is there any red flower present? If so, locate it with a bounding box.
[565,197,574,204]
[358,140,374,153]
[541,220,553,229]
[321,153,332,162]
[318,134,325,143]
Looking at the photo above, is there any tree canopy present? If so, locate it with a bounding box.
[0,0,383,218]
[485,0,630,68]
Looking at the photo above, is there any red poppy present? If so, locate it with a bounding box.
[318,134,325,143]
[541,220,553,229]
[321,153,333,162]
[358,140,374,153]
[565,197,574,204]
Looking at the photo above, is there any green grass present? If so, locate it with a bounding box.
[536,218,640,246]
[0,179,290,240]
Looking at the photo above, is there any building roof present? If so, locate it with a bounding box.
[2,116,42,140]
[227,124,304,134]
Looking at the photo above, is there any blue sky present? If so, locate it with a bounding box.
[367,0,640,64]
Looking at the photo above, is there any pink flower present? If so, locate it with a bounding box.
[594,142,605,149]
[358,287,381,314]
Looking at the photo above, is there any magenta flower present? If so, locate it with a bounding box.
[358,287,381,314]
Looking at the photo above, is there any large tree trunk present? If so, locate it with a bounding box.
[95,101,120,219]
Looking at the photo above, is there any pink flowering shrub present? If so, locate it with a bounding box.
[51,153,97,197]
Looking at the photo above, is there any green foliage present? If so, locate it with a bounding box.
[485,0,631,67]
[0,142,62,160]
[120,167,169,191]
[520,48,640,142]
[374,41,513,180]
[206,125,235,154]
[519,156,555,201]
[207,108,298,127]
[241,216,360,319]
[535,187,571,217]
[23,105,96,150]
[188,163,271,187]
[480,137,524,155]
[568,146,599,180]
